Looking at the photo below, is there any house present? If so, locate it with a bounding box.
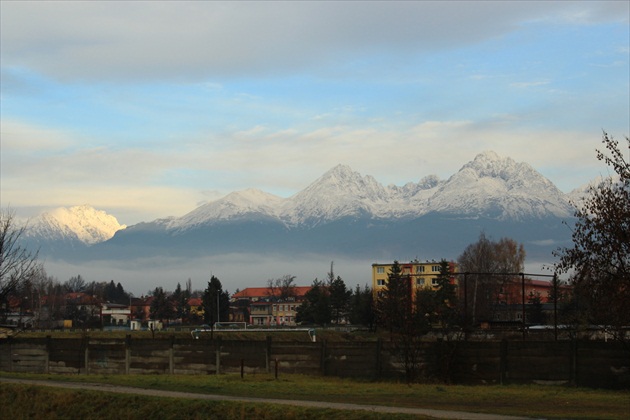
[232,286,312,326]
[188,297,204,323]
[372,260,458,298]
[100,302,131,326]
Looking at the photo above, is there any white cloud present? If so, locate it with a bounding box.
[510,80,551,88]
[1,2,625,82]
[0,119,73,151]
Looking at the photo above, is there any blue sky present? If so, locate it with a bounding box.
[1,1,629,225]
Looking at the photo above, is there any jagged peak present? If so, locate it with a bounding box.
[28,204,125,244]
[221,188,284,206]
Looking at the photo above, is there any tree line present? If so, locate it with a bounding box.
[1,132,628,348]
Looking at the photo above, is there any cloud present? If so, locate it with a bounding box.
[1,2,625,82]
[0,119,74,151]
[510,80,551,88]
[41,253,376,295]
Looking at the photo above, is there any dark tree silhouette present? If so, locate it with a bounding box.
[0,208,41,310]
[554,132,629,343]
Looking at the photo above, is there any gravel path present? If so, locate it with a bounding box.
[1,377,535,420]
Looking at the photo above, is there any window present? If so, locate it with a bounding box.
[432,265,440,272]
[415,266,425,273]
[377,279,385,286]
[432,278,439,286]
[416,278,425,286]
[377,267,385,274]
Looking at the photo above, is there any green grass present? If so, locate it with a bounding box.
[0,383,416,420]
[2,372,628,419]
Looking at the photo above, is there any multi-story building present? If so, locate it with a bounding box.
[232,286,312,326]
[372,260,458,297]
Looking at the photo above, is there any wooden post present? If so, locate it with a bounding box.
[320,339,327,376]
[274,358,278,379]
[8,337,13,372]
[45,335,51,374]
[215,336,222,375]
[376,338,382,380]
[125,334,131,375]
[169,335,175,375]
[241,359,244,379]
[570,339,578,387]
[500,338,508,385]
[83,336,89,375]
[266,336,272,373]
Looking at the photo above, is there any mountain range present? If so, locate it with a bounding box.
[23,151,582,266]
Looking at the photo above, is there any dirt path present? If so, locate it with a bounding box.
[1,377,534,419]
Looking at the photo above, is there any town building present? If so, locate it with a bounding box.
[232,286,312,326]
[372,260,458,297]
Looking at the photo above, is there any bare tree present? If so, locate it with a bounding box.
[554,132,630,343]
[64,275,87,293]
[267,274,296,301]
[0,208,41,310]
[458,233,525,324]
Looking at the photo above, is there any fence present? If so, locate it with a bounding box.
[0,336,627,389]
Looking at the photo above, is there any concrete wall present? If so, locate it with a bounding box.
[1,337,627,389]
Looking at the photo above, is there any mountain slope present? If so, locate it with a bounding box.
[427,151,572,220]
[168,188,285,232]
[23,205,126,248]
[26,152,580,263]
[280,164,393,226]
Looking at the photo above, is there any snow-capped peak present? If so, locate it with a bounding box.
[26,205,126,245]
[169,188,285,230]
[428,152,572,220]
[280,164,391,225]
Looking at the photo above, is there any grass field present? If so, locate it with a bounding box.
[1,372,628,419]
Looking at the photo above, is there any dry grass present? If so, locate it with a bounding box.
[2,372,628,419]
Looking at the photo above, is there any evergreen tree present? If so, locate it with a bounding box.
[433,259,459,332]
[296,279,331,325]
[149,287,174,325]
[527,291,545,325]
[356,284,376,331]
[202,275,226,337]
[376,261,413,335]
[173,282,191,324]
[329,276,351,324]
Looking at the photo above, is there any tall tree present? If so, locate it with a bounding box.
[173,282,191,324]
[554,132,630,342]
[203,275,226,337]
[0,208,41,313]
[296,279,331,325]
[149,287,175,326]
[329,276,351,324]
[376,261,413,336]
[458,234,525,325]
[349,284,376,330]
[433,259,459,333]
[267,275,296,301]
[64,275,87,293]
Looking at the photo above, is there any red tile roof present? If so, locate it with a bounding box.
[188,297,202,306]
[232,286,312,299]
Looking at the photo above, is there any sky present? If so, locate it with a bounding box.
[1,1,629,227]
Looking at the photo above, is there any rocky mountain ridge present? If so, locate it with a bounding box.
[23,151,583,262]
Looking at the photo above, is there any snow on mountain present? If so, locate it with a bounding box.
[24,152,580,249]
[168,188,285,231]
[426,151,573,220]
[280,164,393,226]
[25,205,126,245]
[162,153,575,231]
